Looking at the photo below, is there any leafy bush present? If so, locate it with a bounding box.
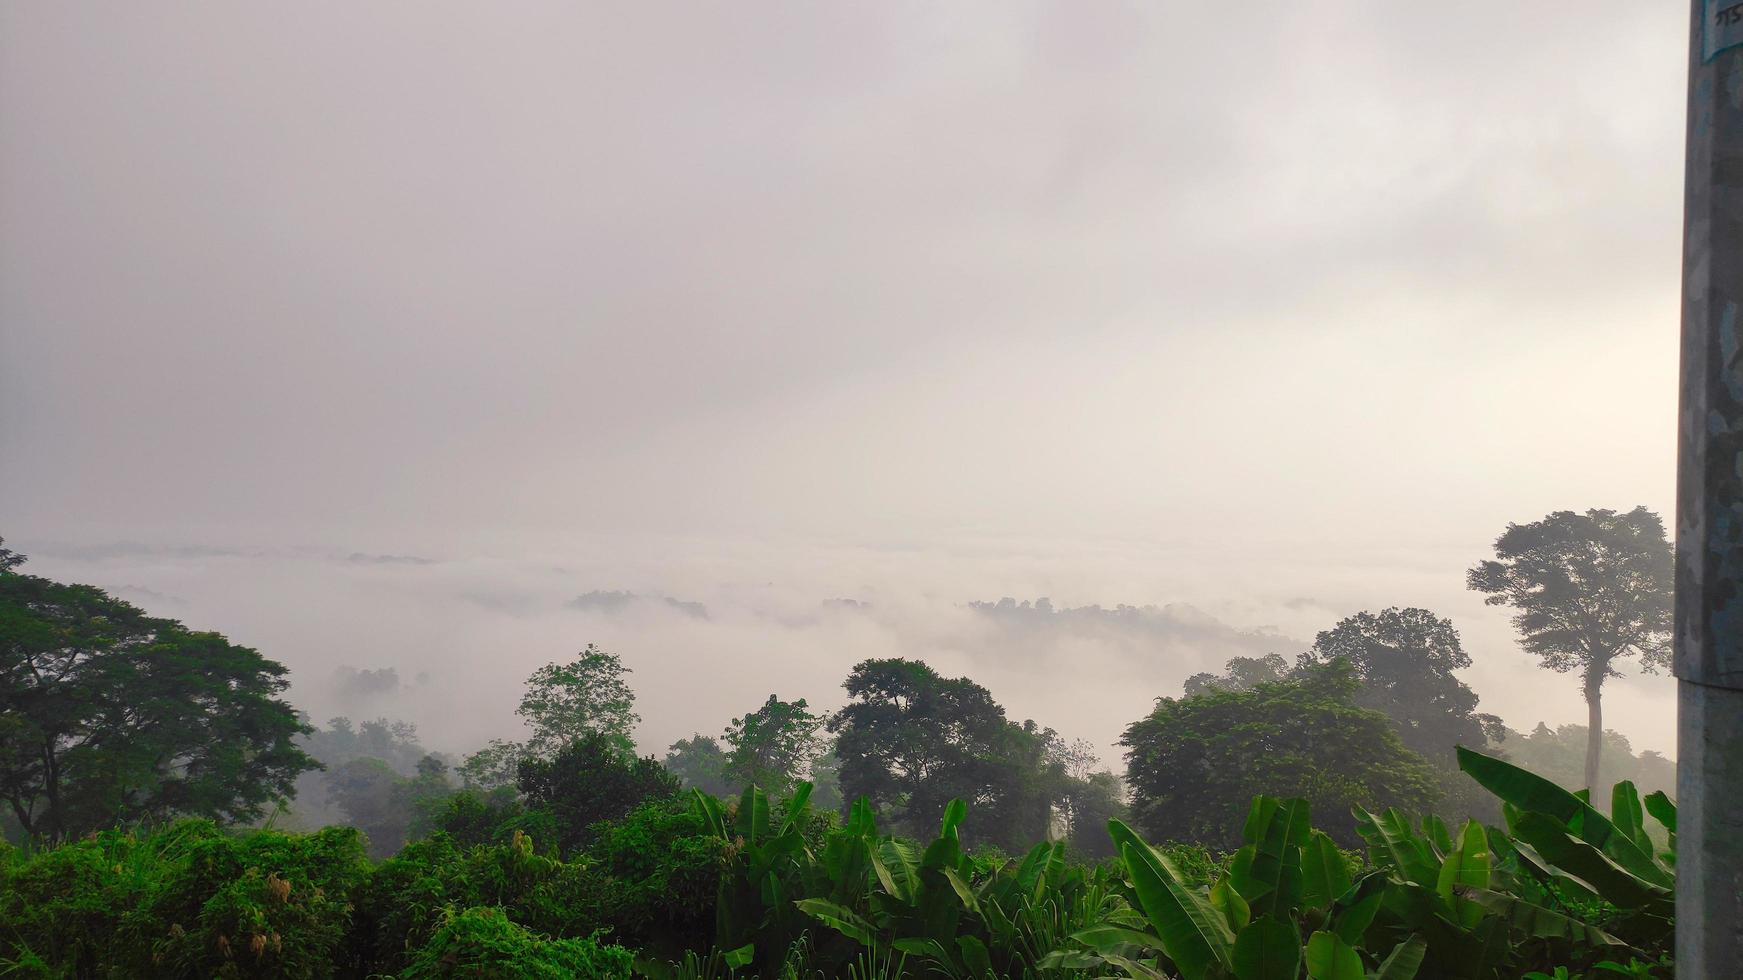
[399,905,633,978]
[516,732,681,854]
[419,786,559,849]
[582,800,721,951]
[0,827,156,976]
[0,820,369,979]
[1049,750,1675,979]
[352,829,607,975]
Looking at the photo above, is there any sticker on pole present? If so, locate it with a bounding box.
[1709,0,1743,61]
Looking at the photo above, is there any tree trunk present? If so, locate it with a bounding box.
[1583,669,1604,792]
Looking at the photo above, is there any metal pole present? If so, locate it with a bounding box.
[1678,3,1743,973]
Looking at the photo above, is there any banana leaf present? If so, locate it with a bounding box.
[1232,916,1301,980]
[1373,935,1426,980]
[1304,931,1363,980]
[1509,812,1672,911]
[1301,831,1352,912]
[1457,748,1668,888]
[1231,797,1311,919]
[1109,818,1236,980]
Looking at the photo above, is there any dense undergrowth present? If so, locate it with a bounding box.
[0,750,1673,979]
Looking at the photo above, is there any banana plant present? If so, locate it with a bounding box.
[1368,806,1634,975]
[795,798,997,978]
[972,839,1123,976]
[1056,797,1427,980]
[1455,748,1674,952]
[694,782,821,972]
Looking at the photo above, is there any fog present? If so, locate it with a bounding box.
[1,3,1681,762]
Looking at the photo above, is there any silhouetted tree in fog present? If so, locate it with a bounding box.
[829,658,1061,850]
[665,734,733,797]
[1296,607,1504,762]
[1467,507,1672,791]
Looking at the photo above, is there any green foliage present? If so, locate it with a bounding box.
[694,781,1121,978]
[0,587,1676,980]
[456,645,641,794]
[1122,661,1441,848]
[457,738,528,793]
[1457,747,1673,960]
[517,732,681,855]
[0,820,369,978]
[1046,739,1129,861]
[420,786,556,849]
[0,681,1674,980]
[1054,748,1671,980]
[724,696,827,801]
[1500,723,1676,806]
[829,658,1064,850]
[399,905,634,979]
[0,563,317,841]
[520,644,641,758]
[354,826,648,975]
[355,801,720,973]
[1183,655,1292,698]
[1178,610,1509,828]
[585,800,723,951]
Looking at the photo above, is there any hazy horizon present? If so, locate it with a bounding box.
[1,3,1683,764]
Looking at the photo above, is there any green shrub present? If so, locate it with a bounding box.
[352,830,582,975]
[145,823,369,977]
[517,733,681,855]
[0,820,369,979]
[0,828,155,976]
[398,906,633,979]
[419,787,558,849]
[581,800,720,951]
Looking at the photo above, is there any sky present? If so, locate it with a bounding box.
[0,3,1685,764]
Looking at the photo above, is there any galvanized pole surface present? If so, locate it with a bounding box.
[1679,3,1743,973]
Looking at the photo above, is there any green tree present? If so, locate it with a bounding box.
[458,645,640,790]
[722,694,825,798]
[1181,653,1289,697]
[664,734,734,797]
[0,555,316,841]
[828,658,1059,849]
[1503,721,1677,803]
[458,739,527,793]
[519,644,640,757]
[324,757,407,856]
[1121,661,1439,848]
[1467,506,1673,790]
[0,537,23,572]
[516,731,679,853]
